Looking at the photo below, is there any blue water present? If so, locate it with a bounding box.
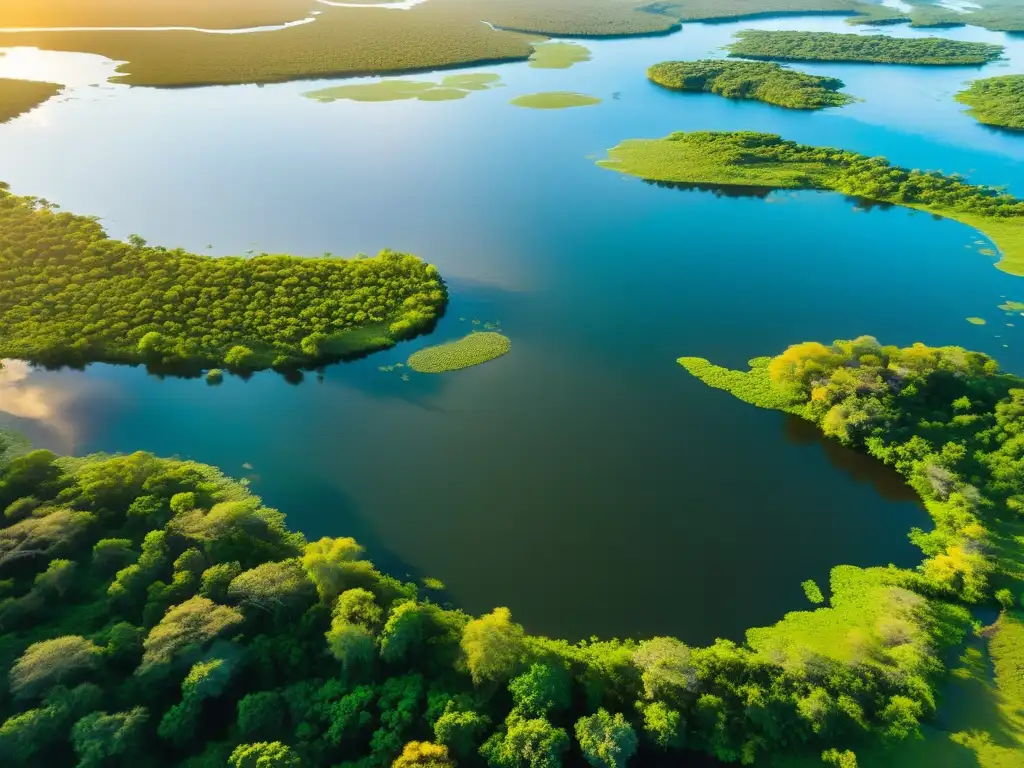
[1,15,1023,643]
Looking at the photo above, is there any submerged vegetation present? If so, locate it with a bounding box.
[598,131,1024,275]
[956,75,1024,131]
[648,60,854,110]
[303,74,502,104]
[510,92,602,109]
[0,184,447,373]
[727,30,1004,66]
[407,332,511,373]
[679,335,1024,766]
[0,77,63,124]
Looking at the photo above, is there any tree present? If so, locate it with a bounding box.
[481,713,570,768]
[225,346,255,368]
[638,701,684,749]
[33,558,77,597]
[228,741,300,768]
[237,691,285,739]
[509,664,571,717]
[632,638,697,702]
[380,601,427,664]
[574,710,637,768]
[9,636,100,698]
[821,748,858,768]
[200,561,241,602]
[335,587,382,629]
[92,539,136,573]
[392,741,454,768]
[301,536,366,602]
[227,560,314,615]
[461,607,525,685]
[434,707,490,760]
[138,596,243,672]
[325,621,375,673]
[71,707,148,767]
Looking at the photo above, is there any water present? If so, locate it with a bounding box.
[1,15,1023,644]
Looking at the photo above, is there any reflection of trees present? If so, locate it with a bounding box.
[844,195,895,213]
[642,178,775,199]
[781,415,920,504]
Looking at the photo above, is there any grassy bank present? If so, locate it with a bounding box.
[0,183,447,374]
[648,59,854,109]
[407,331,511,373]
[598,131,1024,275]
[727,29,1004,65]
[956,75,1024,131]
[0,77,62,123]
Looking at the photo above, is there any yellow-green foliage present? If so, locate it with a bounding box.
[0,77,62,124]
[407,332,511,374]
[649,60,854,110]
[677,356,801,411]
[0,183,447,371]
[303,74,501,104]
[968,317,988,325]
[598,131,1024,276]
[956,75,1024,132]
[510,91,602,109]
[0,0,314,29]
[727,30,1004,65]
[528,42,592,69]
[650,0,874,23]
[851,0,1024,33]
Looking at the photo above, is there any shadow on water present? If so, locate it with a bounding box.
[781,416,922,505]
[643,178,776,199]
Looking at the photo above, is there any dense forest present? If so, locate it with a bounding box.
[647,60,853,110]
[679,336,1024,766]
[956,74,1024,130]
[0,184,447,373]
[0,78,63,124]
[597,130,1024,274]
[726,30,1004,65]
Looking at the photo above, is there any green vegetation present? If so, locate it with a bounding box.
[956,75,1024,131]
[303,74,502,104]
[680,335,1024,767]
[800,579,824,604]
[648,60,854,110]
[598,131,1024,275]
[407,332,511,373]
[0,183,446,373]
[510,92,602,109]
[849,0,1024,33]
[0,407,988,767]
[967,317,988,325]
[0,77,62,124]
[0,0,315,29]
[528,42,592,69]
[727,30,1004,66]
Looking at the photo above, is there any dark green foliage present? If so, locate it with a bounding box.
[0,183,447,373]
[727,30,1003,65]
[509,664,571,717]
[648,59,853,109]
[956,74,1024,130]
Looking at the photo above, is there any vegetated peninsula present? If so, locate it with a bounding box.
[727,29,1004,66]
[0,77,63,123]
[407,331,511,373]
[648,59,854,110]
[956,74,1024,131]
[679,336,1024,767]
[0,183,447,373]
[0,351,1015,768]
[598,131,1024,275]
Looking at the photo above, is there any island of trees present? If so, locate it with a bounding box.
[647,60,854,110]
[956,74,1024,131]
[597,130,1024,275]
[678,335,1024,766]
[726,30,1004,66]
[0,183,447,374]
[0,78,63,124]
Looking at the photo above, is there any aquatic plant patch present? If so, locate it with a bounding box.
[510,91,602,109]
[528,42,592,69]
[407,331,511,372]
[303,73,502,103]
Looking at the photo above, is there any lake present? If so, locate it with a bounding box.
[1,13,1023,644]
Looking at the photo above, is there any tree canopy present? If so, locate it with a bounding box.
[956,74,1024,131]
[727,30,1003,65]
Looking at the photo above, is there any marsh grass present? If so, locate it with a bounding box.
[528,42,592,69]
[303,73,502,103]
[0,77,62,123]
[510,91,601,109]
[407,331,511,373]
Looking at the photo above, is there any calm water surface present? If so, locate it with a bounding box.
[1,15,1023,643]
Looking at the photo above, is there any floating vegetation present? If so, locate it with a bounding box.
[967,317,987,325]
[303,73,502,104]
[400,373,410,381]
[407,331,511,373]
[998,301,1024,311]
[980,248,997,256]
[378,365,396,372]
[421,577,446,590]
[801,579,825,605]
[205,368,224,384]
[528,42,592,69]
[511,91,602,109]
